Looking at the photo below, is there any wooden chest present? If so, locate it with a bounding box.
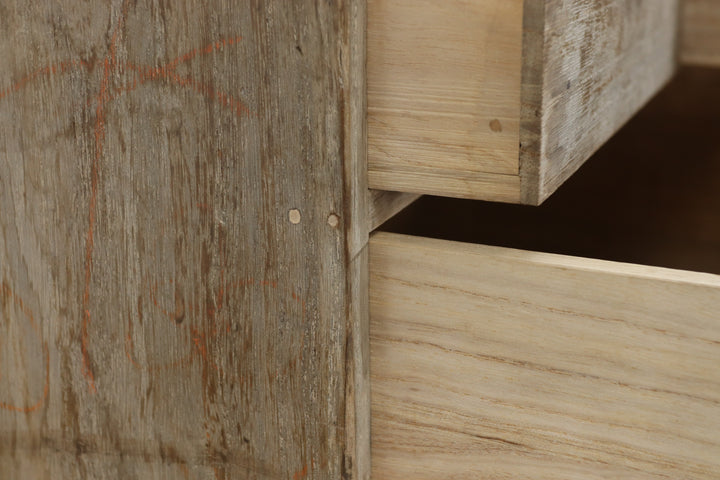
[1,1,719,478]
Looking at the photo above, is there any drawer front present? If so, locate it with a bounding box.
[370,232,720,479]
[368,0,679,204]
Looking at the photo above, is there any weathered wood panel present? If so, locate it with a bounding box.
[0,1,369,478]
[681,0,720,66]
[526,0,679,203]
[370,232,720,479]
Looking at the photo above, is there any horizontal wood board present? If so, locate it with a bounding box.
[370,232,720,479]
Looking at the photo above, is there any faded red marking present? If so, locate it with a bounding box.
[80,0,132,394]
[0,282,50,413]
[126,277,305,378]
[0,7,252,394]
[148,280,188,321]
[0,15,251,396]
[103,63,253,118]
[160,36,243,72]
[0,59,90,102]
[293,463,309,480]
[179,463,190,479]
[212,465,224,480]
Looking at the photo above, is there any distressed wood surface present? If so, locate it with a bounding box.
[368,0,679,204]
[0,1,369,479]
[681,0,720,66]
[525,0,679,203]
[368,190,420,232]
[370,232,720,479]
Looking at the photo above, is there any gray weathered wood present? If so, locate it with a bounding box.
[0,1,368,478]
[522,0,679,203]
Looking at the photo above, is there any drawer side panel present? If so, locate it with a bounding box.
[535,0,680,202]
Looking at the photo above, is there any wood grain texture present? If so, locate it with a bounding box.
[369,190,420,232]
[368,0,679,204]
[681,0,720,66]
[367,0,524,202]
[526,0,680,203]
[370,232,720,479]
[381,67,720,276]
[0,1,369,479]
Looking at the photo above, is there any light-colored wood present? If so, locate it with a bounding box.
[0,1,370,478]
[681,0,720,66]
[368,0,679,204]
[367,0,524,203]
[369,190,421,231]
[379,67,720,276]
[370,232,720,479]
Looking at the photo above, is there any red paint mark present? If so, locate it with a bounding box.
[212,466,224,480]
[0,60,90,102]
[148,280,187,321]
[81,0,132,394]
[293,463,309,480]
[126,276,306,379]
[1,17,252,392]
[0,282,50,413]
[0,7,254,394]
[0,12,265,405]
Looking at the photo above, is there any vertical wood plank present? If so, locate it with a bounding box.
[0,1,368,478]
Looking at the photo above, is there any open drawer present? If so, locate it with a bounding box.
[369,68,720,478]
[368,0,679,204]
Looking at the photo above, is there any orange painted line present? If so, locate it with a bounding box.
[178,73,252,114]
[82,0,132,394]
[292,463,309,480]
[148,280,187,321]
[101,61,254,119]
[160,36,242,73]
[0,59,90,104]
[1,9,250,395]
